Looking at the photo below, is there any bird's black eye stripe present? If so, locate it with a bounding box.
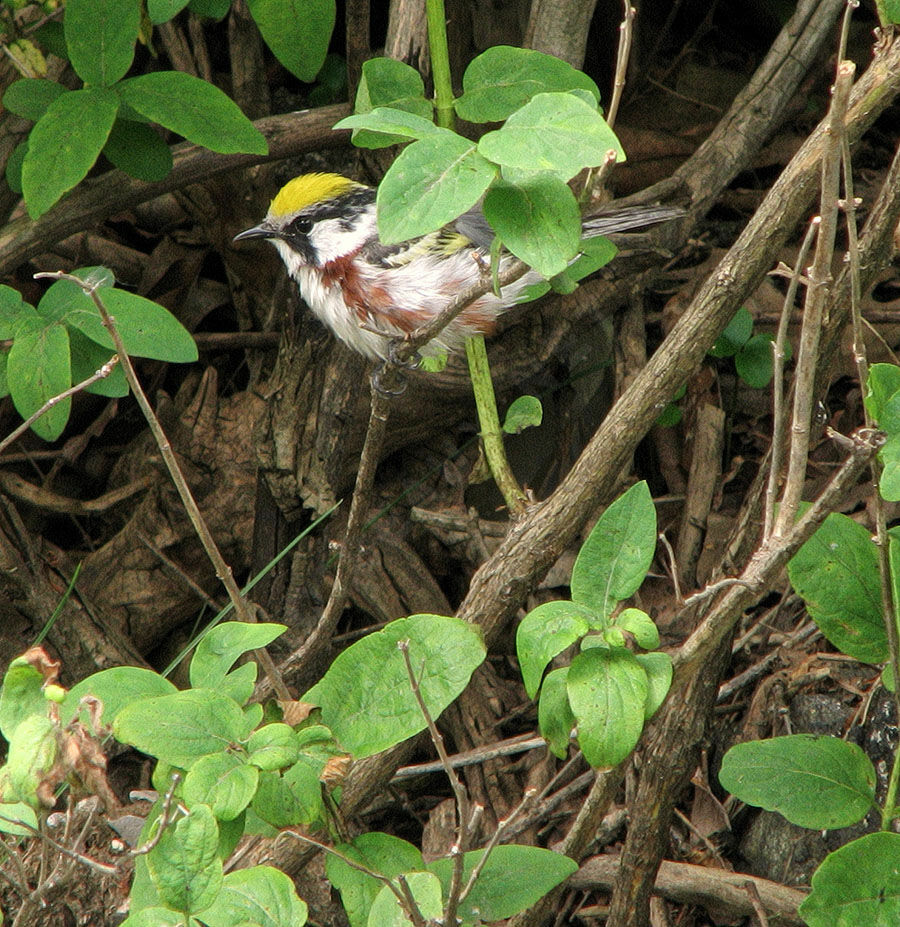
[301,188,376,225]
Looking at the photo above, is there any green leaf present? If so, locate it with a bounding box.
[0,802,39,837]
[303,614,485,758]
[8,313,71,440]
[865,363,900,425]
[428,845,577,922]
[478,92,624,180]
[4,714,57,809]
[503,394,543,434]
[118,72,268,155]
[708,306,752,358]
[251,764,326,829]
[188,0,232,16]
[559,234,618,285]
[483,174,581,278]
[3,78,65,121]
[567,647,648,767]
[246,0,335,82]
[103,119,173,181]
[634,652,672,720]
[147,0,192,23]
[538,668,574,759]
[348,57,432,147]
[570,481,656,620]
[327,833,424,927]
[787,512,887,663]
[22,88,119,218]
[376,133,497,244]
[735,333,776,388]
[4,139,27,195]
[880,433,900,500]
[369,871,442,927]
[68,329,128,398]
[457,46,600,123]
[516,600,593,699]
[64,0,139,86]
[799,832,900,926]
[0,654,49,741]
[0,286,27,338]
[247,724,300,771]
[334,107,440,147]
[114,690,253,768]
[118,906,188,927]
[147,804,222,915]
[64,666,177,727]
[190,622,287,691]
[201,866,308,927]
[719,735,876,829]
[183,753,259,821]
[64,286,199,362]
[614,608,659,649]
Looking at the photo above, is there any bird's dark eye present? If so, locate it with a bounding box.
[289,216,313,236]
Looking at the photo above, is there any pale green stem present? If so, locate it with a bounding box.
[465,336,528,515]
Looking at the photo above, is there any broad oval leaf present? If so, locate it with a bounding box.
[64,287,199,363]
[570,481,656,620]
[349,57,432,148]
[190,622,287,691]
[369,871,442,927]
[538,667,574,759]
[864,363,900,424]
[483,174,581,278]
[22,87,119,218]
[103,119,173,181]
[428,845,577,922]
[516,600,593,699]
[326,833,424,927]
[567,647,648,768]
[456,46,600,123]
[3,78,65,121]
[114,689,253,768]
[787,512,887,663]
[477,92,625,180]
[8,316,71,440]
[719,735,876,829]
[247,0,335,82]
[376,133,497,244]
[64,0,139,86]
[502,394,543,434]
[201,865,308,927]
[634,651,672,720]
[247,723,300,771]
[147,803,222,915]
[798,832,900,927]
[64,666,177,727]
[708,306,752,358]
[118,72,267,155]
[183,753,259,821]
[302,614,485,758]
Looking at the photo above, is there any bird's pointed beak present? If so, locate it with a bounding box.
[233,223,277,243]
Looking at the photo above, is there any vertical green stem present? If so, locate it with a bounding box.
[424,0,455,129]
[465,336,528,516]
[424,0,528,512]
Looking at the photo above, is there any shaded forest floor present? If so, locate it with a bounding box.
[2,3,900,925]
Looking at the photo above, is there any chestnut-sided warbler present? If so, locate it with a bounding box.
[234,172,681,362]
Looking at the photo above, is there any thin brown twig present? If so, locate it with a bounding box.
[0,356,118,456]
[774,62,855,536]
[399,640,471,927]
[764,219,818,539]
[33,272,291,702]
